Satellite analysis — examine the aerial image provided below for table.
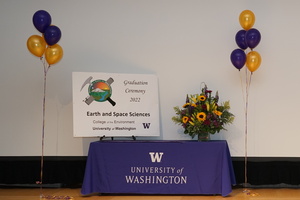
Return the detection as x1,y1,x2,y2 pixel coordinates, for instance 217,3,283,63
81,140,236,196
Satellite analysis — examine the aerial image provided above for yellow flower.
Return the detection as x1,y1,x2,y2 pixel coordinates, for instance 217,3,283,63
198,95,206,101
191,97,197,103
197,112,206,121
214,110,222,116
182,116,189,123
183,103,190,108
183,103,197,108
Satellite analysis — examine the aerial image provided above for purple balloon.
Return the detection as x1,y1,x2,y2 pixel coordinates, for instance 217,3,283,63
245,28,261,49
32,10,52,33
44,26,62,46
235,30,248,50
230,49,246,70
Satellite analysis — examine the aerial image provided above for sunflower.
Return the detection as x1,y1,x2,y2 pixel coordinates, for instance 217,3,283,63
182,116,189,123
197,112,206,121
182,103,190,108
198,95,206,101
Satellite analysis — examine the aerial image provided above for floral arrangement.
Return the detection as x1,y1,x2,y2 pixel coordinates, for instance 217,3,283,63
172,83,234,140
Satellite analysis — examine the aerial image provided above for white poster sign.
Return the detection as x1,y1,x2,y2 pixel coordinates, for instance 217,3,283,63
72,72,160,137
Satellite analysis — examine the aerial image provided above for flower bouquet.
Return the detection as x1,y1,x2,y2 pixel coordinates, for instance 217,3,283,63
172,83,234,141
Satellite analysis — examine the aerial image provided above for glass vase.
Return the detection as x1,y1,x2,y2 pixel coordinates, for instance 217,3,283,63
197,132,210,142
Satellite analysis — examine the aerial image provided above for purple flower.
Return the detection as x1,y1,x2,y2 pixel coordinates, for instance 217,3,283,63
186,94,189,103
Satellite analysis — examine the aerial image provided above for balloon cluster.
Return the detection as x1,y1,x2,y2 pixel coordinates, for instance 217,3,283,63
230,10,261,73
26,11,65,198
27,10,63,65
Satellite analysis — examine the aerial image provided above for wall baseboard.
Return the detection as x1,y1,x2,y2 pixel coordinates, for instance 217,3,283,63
0,156,86,188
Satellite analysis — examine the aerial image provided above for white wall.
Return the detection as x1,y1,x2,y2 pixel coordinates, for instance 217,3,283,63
0,0,298,157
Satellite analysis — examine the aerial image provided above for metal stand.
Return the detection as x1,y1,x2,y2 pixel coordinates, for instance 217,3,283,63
99,135,136,141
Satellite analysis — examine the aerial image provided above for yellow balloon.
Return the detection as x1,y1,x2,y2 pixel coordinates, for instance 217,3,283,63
246,51,261,72
239,10,255,30
45,44,63,65
26,35,46,57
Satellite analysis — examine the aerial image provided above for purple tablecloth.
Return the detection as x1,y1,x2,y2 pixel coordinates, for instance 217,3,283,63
81,140,236,196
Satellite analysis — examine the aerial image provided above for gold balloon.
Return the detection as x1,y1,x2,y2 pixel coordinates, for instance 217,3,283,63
27,35,46,57
246,51,261,72
239,10,255,30
45,44,63,65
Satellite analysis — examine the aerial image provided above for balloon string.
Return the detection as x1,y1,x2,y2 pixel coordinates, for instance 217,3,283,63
244,70,252,190
239,71,246,114
39,58,49,198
